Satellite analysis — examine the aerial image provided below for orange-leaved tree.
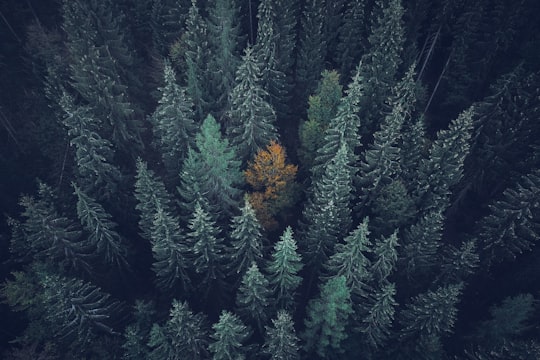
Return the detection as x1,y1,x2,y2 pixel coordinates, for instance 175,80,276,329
245,140,298,230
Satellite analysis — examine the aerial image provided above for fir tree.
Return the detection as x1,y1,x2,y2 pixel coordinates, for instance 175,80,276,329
227,46,278,161
227,197,265,277
209,310,250,360
436,240,479,284
150,207,191,293
150,0,190,56
236,262,272,333
399,115,428,193
371,230,399,285
360,281,397,349
263,310,300,360
60,93,122,201
150,62,196,179
266,226,303,311
122,300,156,360
73,183,127,268
302,275,354,358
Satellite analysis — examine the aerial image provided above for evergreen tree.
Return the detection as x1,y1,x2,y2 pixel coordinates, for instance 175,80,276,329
263,310,300,360
298,70,343,170
295,0,327,107
227,197,265,277
150,207,191,293
188,202,227,301
134,158,175,241
236,262,272,333
398,283,463,358
207,0,244,116
360,281,397,349
266,226,303,311
227,46,278,161
148,300,209,360
40,273,121,348
73,183,127,267
150,0,190,56
150,62,196,179
209,310,250,360
370,179,416,236
302,144,354,271
436,240,479,284
60,93,122,201
399,115,428,193
324,217,372,299
302,275,353,358
122,300,156,360
415,107,474,213
371,230,399,285
476,170,540,267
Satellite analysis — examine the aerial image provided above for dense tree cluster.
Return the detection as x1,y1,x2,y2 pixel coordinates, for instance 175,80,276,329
1,0,540,358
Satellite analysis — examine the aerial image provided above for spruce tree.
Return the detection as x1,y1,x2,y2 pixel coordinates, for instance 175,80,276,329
73,183,127,268
150,207,192,293
302,275,353,358
371,231,399,285
150,0,190,56
150,62,196,179
60,93,122,201
122,300,156,360
209,310,250,360
360,281,397,349
266,226,303,311
437,240,479,285
236,262,272,333
263,310,300,360
227,46,278,161
227,197,265,277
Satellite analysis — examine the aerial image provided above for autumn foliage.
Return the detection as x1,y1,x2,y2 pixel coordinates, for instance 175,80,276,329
245,141,298,230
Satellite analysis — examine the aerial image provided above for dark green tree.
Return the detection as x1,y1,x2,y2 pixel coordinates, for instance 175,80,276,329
294,0,326,107
266,226,303,311
236,262,272,333
371,230,399,285
476,170,540,267
150,207,192,293
302,275,354,358
150,0,190,56
360,281,397,349
370,179,416,236
60,93,122,201
398,283,463,358
399,115,428,193
189,202,227,301
134,158,175,241
227,197,265,277
147,300,209,360
436,240,479,284
263,310,300,360
207,0,244,116
208,310,250,360
149,62,196,179
227,46,278,161
73,183,127,268
122,300,156,360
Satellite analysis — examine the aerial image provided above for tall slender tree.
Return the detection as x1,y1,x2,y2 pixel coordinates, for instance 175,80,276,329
263,310,300,360
236,262,272,333
209,310,250,360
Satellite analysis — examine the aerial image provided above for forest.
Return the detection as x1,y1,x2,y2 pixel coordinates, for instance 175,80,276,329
1,0,540,358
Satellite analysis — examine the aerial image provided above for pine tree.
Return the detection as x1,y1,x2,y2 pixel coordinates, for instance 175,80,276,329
398,283,463,358
209,310,250,360
295,0,327,107
360,281,397,349
148,300,209,360
227,46,278,161
73,183,127,267
263,310,300,360
60,92,122,201
302,143,353,271
266,226,303,311
150,207,192,293
324,217,372,299
189,202,227,301
207,0,244,116
150,62,196,179
227,197,265,277
371,231,399,285
236,262,272,333
134,158,175,241
40,273,121,347
183,0,211,120
476,170,540,267
302,275,353,358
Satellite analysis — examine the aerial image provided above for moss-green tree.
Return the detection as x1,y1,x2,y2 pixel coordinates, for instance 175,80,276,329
263,310,300,360
236,262,272,333
209,310,250,360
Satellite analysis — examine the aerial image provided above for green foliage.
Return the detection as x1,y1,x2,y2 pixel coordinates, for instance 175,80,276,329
148,300,209,360
236,262,272,333
302,275,353,358
60,93,122,201
360,281,397,349
437,240,479,284
227,197,265,277
266,226,303,311
73,183,127,268
371,230,399,285
150,62,196,179
209,310,250,360
122,300,156,360
263,310,300,360
150,0,190,55
227,46,278,161
371,179,416,236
